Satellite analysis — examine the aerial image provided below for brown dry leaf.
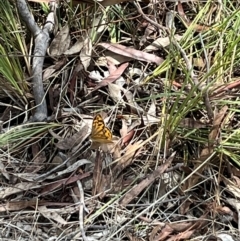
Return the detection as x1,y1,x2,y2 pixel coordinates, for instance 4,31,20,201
168,222,194,232
0,199,72,212
143,100,159,125
121,129,135,146
218,200,236,224
140,23,156,46
49,24,71,57
125,231,144,241
167,230,194,241
211,79,240,98
144,35,183,52
209,106,228,142
3,200,40,211
179,118,208,129
120,152,175,206
98,43,164,65
120,118,128,139
183,106,228,191
177,1,209,32
80,36,92,70
119,115,139,145
0,182,42,199
0,160,9,180
107,59,117,74
91,152,113,198
92,62,128,92
97,174,111,199
150,224,174,241
92,151,102,196
24,151,46,173
43,58,66,81
40,172,90,195
28,0,57,2
223,177,240,199
96,52,132,66
108,83,124,105
149,225,162,241
45,159,92,180
216,205,234,216
113,141,143,177
64,38,85,55
124,89,144,114
232,175,240,186
72,0,137,6
38,206,67,225
179,199,192,215
55,124,90,150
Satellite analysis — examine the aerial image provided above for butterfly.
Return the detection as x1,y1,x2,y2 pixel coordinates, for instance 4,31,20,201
90,114,113,143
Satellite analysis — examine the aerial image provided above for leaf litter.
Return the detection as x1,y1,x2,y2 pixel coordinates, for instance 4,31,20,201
1,1,240,241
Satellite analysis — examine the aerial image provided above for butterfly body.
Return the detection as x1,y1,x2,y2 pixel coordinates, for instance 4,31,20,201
90,114,113,143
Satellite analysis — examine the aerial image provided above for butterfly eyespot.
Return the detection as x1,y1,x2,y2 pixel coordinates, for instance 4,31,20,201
90,114,113,143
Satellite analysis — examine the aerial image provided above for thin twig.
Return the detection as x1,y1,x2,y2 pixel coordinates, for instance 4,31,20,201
134,1,169,32
199,33,214,119
77,180,89,241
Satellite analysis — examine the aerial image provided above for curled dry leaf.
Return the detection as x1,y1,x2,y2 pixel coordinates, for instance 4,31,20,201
142,100,159,125
28,0,57,2
124,89,144,114
40,172,90,195
120,118,128,138
38,206,67,225
108,83,124,105
112,141,143,178
55,124,90,150
0,160,9,180
92,62,129,92
150,224,174,241
0,182,42,199
46,159,92,180
64,38,85,55
128,67,148,84
96,54,132,66
43,58,66,81
49,24,70,57
179,118,208,129
144,34,183,52
98,43,164,65
119,152,174,206
80,36,92,70
72,0,135,7
217,234,236,241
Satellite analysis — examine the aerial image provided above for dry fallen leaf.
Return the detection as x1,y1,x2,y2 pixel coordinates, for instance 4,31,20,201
98,43,164,65
108,83,124,105
0,182,42,199
144,35,183,52
80,36,92,70
120,152,174,206
38,206,67,225
55,124,90,150
92,62,129,92
64,38,85,55
49,24,70,56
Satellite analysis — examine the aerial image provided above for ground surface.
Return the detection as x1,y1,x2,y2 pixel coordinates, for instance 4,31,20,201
1,1,240,240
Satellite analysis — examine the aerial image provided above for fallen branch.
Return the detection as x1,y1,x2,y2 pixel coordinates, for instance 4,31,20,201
16,0,56,121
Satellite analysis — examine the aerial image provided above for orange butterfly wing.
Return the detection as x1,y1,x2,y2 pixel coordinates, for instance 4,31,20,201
90,114,113,143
